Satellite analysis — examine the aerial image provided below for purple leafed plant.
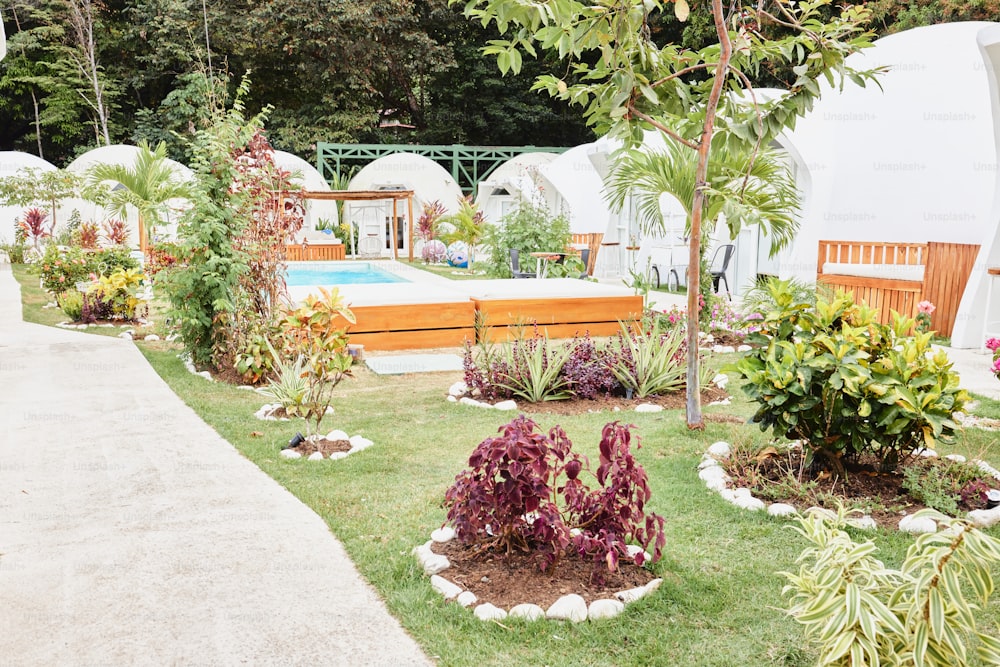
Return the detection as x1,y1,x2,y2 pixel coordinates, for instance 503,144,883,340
561,334,619,399
444,416,666,581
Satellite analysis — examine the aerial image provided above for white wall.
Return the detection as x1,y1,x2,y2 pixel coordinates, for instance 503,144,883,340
0,152,58,243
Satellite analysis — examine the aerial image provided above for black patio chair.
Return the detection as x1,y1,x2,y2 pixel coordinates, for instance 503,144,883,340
709,243,736,298
509,248,536,279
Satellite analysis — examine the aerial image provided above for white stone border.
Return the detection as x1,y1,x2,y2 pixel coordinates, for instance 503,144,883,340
701,441,1000,532
278,430,374,461
412,526,662,622
445,382,711,414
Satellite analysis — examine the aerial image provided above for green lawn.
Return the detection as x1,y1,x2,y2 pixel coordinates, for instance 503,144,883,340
14,265,1000,666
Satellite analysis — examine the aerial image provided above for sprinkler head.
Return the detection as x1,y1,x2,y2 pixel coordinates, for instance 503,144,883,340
285,432,305,450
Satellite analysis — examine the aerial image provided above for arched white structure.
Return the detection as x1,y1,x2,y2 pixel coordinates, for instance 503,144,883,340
272,150,340,244
0,152,58,243
344,153,463,258
474,152,557,224
768,22,1000,348
63,144,193,248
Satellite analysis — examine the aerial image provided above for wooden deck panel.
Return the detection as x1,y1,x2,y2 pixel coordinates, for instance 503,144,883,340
472,294,643,343
285,244,346,261
472,295,644,327
347,328,476,351
340,302,473,331
923,242,981,337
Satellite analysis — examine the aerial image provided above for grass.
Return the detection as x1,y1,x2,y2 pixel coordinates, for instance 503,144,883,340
14,264,1000,666
400,259,489,281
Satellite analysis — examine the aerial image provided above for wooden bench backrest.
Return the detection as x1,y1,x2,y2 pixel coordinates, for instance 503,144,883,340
817,240,926,273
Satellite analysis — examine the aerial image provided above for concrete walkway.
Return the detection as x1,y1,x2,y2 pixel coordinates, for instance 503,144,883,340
0,264,432,665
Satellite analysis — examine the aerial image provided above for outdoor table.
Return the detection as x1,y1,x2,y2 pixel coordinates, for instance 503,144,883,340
530,251,577,278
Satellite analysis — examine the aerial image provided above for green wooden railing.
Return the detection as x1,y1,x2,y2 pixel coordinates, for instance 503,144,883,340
315,143,568,195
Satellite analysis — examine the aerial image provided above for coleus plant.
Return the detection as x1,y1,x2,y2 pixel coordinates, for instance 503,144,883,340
444,416,665,581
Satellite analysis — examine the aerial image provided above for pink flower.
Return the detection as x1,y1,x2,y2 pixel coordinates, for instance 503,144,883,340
58,275,65,283
917,300,936,314
987,338,1000,353
993,357,1000,373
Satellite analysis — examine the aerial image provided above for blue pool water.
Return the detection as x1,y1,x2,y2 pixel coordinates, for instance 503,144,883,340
285,262,410,286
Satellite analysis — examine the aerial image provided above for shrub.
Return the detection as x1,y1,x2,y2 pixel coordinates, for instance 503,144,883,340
561,334,619,399
481,199,570,278
84,268,146,321
782,507,1000,667
444,416,665,580
75,221,100,249
20,207,51,251
493,331,573,403
101,219,129,246
35,245,92,294
732,280,968,476
57,290,84,321
607,319,687,399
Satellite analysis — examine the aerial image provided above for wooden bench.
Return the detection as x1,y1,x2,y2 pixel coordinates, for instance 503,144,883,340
285,243,345,261
817,240,980,337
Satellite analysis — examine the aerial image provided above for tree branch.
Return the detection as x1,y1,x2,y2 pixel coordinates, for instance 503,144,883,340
626,104,699,150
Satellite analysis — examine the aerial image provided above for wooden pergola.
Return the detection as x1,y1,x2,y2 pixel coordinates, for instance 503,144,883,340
300,189,416,261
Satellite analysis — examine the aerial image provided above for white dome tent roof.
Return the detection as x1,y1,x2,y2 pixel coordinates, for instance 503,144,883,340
0,152,58,242
272,150,339,243
475,152,558,224
344,153,464,258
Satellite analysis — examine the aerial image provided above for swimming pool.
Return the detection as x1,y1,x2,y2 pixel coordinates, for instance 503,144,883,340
285,261,410,286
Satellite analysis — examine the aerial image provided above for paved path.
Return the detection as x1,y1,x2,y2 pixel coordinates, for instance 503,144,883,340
0,263,432,666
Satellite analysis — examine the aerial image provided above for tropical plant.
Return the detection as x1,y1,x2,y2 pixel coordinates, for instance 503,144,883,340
100,219,128,246
916,300,936,334
57,290,84,321
493,332,574,403
436,195,489,265
259,352,311,417
75,221,100,249
35,244,92,294
20,207,51,253
275,286,356,434
86,267,146,320
86,139,193,254
782,506,1000,667
417,200,446,243
731,280,969,476
453,0,882,430
607,320,687,399
444,416,665,580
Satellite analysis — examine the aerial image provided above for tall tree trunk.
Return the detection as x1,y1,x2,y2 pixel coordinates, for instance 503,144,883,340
10,5,45,158
685,0,732,430
66,0,111,145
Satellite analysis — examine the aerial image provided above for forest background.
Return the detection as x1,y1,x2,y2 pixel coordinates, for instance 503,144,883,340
0,0,995,168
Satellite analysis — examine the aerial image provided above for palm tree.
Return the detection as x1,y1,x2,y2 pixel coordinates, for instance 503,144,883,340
606,138,801,427
86,140,193,254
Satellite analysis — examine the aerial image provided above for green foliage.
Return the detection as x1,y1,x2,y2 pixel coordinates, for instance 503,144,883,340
608,319,687,399
492,333,574,403
260,352,311,418
85,139,193,244
732,280,969,476
34,245,91,293
88,268,146,320
782,506,1000,667
276,287,356,434
57,290,84,321
0,239,29,264
482,199,571,278
0,170,81,232
436,196,489,262
160,75,261,368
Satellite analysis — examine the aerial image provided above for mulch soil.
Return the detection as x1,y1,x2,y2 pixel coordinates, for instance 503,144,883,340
726,447,996,530
432,540,658,610
518,386,730,416
287,437,352,457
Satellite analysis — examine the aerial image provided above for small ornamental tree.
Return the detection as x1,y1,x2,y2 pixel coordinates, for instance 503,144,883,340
444,416,665,580
451,0,883,429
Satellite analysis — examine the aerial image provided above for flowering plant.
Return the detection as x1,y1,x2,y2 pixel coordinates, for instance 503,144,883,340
987,337,1000,380
915,300,935,334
